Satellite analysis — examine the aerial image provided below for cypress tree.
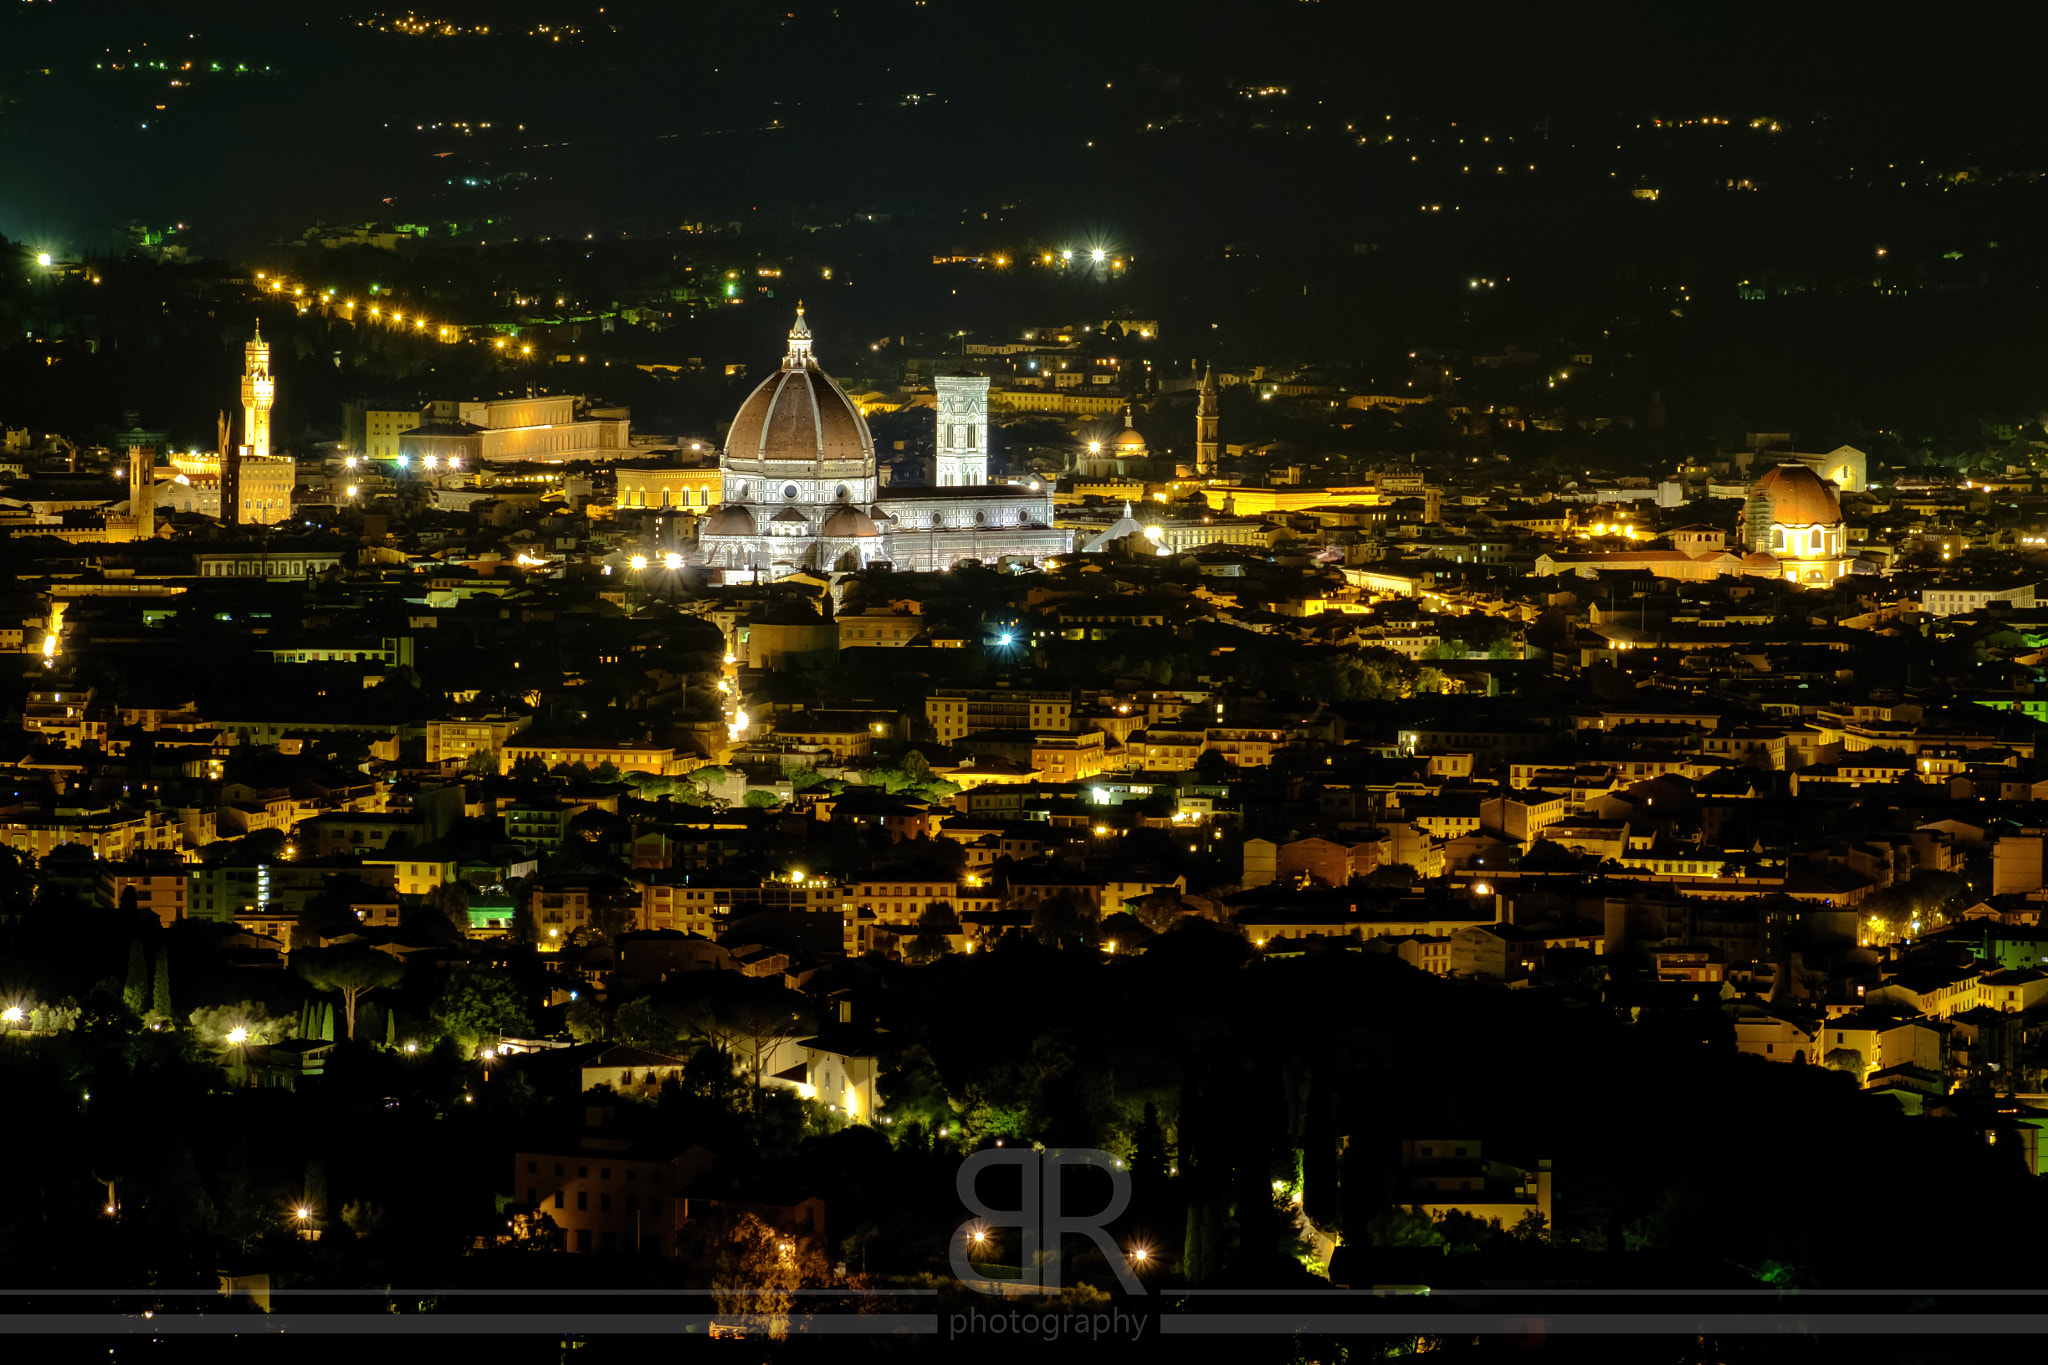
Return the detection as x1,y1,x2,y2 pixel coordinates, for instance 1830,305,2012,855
305,1159,329,1219
320,1003,335,1041
122,941,149,1016
152,951,173,1021
385,1008,397,1047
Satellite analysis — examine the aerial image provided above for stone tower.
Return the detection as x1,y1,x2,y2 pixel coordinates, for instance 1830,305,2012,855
1195,364,1219,476
241,322,274,461
934,373,990,487
128,445,154,540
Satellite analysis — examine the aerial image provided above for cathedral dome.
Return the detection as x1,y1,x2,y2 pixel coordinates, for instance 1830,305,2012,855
701,504,757,537
724,306,874,466
1111,427,1149,451
1747,463,1842,527
821,505,881,538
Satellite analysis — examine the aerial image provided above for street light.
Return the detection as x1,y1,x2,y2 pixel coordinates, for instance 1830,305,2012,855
226,1026,248,1044
1,1006,21,1024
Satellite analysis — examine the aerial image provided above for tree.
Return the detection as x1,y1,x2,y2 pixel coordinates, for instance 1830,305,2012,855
295,947,406,1040
342,1200,388,1238
743,790,782,809
565,998,607,1043
700,1210,830,1339
423,882,473,937
431,962,534,1053
188,1003,295,1046
123,939,149,1017
151,949,173,1021
615,996,676,1050
510,755,548,780
464,748,500,777
904,903,958,963
675,977,813,1106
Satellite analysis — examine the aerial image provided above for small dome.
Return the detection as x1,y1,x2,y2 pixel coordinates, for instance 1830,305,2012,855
1747,463,1843,527
701,504,757,537
821,505,881,537
1111,427,1149,450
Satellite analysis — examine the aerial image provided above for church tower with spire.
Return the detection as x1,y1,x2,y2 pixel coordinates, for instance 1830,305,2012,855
241,322,274,461
1195,365,1219,476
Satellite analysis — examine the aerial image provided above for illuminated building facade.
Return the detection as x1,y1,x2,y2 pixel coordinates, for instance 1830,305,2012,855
159,449,295,525
697,307,1068,578
934,374,990,486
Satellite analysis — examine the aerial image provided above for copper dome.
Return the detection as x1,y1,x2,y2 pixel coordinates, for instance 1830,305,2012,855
725,306,874,466
1747,463,1843,527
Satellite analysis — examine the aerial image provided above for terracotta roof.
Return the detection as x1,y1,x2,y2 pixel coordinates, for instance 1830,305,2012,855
821,505,881,537
701,504,758,536
725,331,872,466
1748,463,1843,527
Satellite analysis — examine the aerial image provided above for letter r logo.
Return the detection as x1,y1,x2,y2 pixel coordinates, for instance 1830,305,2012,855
951,1148,1142,1295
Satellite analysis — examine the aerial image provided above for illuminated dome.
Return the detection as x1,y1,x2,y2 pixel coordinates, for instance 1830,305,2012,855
1110,405,1148,450
1747,464,1842,529
821,505,881,537
1742,463,1851,581
724,305,874,467
702,505,758,537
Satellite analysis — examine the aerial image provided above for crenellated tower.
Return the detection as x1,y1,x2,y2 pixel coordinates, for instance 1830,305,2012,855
241,322,274,461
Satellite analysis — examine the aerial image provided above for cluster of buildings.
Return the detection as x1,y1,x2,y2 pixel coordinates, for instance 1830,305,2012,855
10,300,2048,1189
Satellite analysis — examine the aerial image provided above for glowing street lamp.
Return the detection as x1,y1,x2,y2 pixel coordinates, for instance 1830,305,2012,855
1,1006,22,1024
226,1026,248,1044
629,554,648,570
663,552,682,570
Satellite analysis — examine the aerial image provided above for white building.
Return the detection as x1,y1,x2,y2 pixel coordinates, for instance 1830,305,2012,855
697,308,1069,578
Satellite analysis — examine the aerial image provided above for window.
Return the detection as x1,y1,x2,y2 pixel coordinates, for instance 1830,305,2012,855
578,1166,588,1178
600,1194,612,1213
527,1187,537,1206
554,1191,565,1209
527,1161,537,1174
576,1230,591,1252
577,1192,588,1210
783,483,800,500
600,1168,612,1181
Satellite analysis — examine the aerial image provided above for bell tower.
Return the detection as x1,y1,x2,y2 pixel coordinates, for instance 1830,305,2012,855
935,373,989,487
1195,365,1219,476
241,322,274,460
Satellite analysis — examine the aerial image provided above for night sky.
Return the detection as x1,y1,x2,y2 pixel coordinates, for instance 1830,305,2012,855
5,0,2042,255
